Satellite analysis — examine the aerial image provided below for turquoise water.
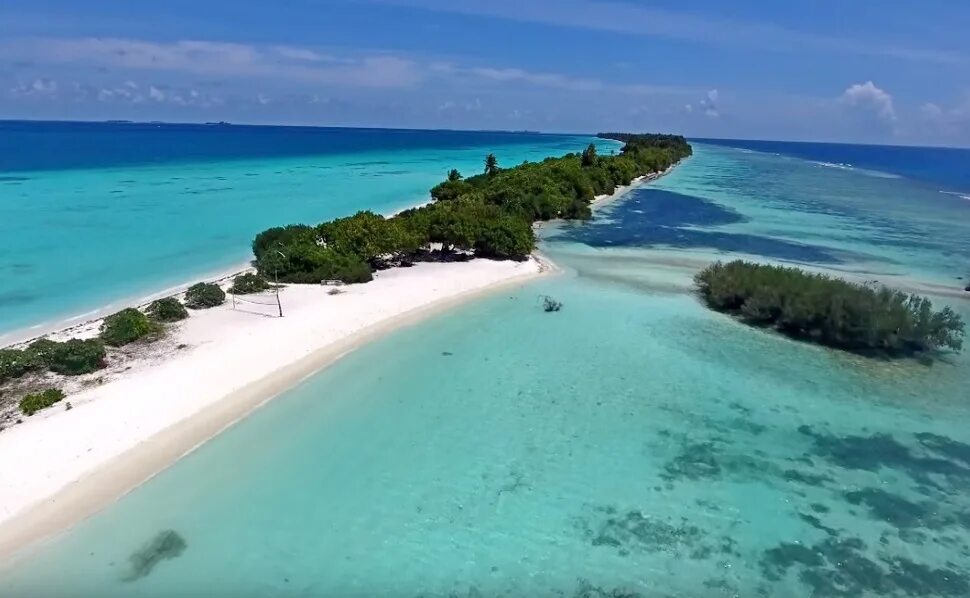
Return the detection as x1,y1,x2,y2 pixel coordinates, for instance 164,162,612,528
3,142,970,596
0,124,609,343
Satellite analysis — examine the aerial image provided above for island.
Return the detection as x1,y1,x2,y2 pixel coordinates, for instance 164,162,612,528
695,260,965,357
249,134,693,284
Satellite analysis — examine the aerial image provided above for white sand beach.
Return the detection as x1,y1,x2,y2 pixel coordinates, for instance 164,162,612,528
0,257,545,559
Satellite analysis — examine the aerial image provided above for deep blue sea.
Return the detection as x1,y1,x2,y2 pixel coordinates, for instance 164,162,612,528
696,137,970,191
0,121,608,343
2,129,970,597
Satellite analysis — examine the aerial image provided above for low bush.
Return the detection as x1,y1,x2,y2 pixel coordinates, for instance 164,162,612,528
19,388,66,416
184,282,226,309
0,348,43,383
23,338,59,366
42,338,107,375
230,273,270,294
100,308,162,346
147,297,189,322
256,247,373,284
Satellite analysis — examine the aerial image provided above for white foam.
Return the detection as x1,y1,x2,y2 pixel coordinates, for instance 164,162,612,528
940,190,970,202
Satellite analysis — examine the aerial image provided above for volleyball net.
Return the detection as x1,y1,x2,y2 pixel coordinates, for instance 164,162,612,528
230,291,283,317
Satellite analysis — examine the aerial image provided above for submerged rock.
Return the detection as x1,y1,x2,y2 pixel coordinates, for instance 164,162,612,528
121,529,187,582
541,295,563,312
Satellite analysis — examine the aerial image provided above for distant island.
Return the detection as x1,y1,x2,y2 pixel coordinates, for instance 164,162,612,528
695,260,965,357
250,133,694,284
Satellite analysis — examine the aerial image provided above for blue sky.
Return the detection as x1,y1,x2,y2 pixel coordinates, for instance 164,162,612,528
2,0,968,145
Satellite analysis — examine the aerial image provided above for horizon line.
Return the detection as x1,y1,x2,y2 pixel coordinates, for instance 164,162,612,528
1,118,968,151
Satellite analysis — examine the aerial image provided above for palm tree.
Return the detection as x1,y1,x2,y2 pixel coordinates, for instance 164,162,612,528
484,153,499,176
581,143,597,166
447,168,462,181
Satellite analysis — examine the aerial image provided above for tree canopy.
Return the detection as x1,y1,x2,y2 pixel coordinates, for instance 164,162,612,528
695,260,965,357
484,153,499,176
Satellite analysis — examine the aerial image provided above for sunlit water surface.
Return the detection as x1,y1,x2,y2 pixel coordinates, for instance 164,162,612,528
3,142,970,597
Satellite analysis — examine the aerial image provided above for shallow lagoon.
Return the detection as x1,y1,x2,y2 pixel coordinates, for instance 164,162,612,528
3,142,970,597
0,124,602,341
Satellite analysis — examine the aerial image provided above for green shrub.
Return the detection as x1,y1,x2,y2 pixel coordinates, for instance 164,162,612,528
45,338,107,375
147,297,189,322
0,348,43,383
100,308,162,346
184,282,226,309
695,260,965,356
19,388,66,415
230,273,270,294
473,215,534,260
23,338,58,365
252,225,316,261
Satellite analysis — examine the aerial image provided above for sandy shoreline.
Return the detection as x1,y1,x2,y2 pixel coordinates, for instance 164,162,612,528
591,161,680,210
0,257,548,562
0,201,434,348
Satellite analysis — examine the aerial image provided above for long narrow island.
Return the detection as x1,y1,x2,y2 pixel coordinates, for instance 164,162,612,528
0,133,692,557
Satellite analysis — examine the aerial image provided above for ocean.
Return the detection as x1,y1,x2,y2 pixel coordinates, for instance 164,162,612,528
2,136,970,596
0,121,607,344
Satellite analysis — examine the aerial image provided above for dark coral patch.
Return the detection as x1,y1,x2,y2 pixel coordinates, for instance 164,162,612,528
121,530,187,582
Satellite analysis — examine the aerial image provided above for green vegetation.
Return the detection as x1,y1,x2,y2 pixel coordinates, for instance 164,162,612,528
147,297,189,322
1,338,107,382
695,260,965,356
0,348,44,383
230,273,270,294
252,133,692,284
484,153,500,176
184,282,226,309
19,388,66,416
100,308,162,347
39,339,107,375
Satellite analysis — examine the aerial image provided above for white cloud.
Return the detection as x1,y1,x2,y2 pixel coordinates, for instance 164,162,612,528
469,66,603,91
839,81,896,121
918,94,970,140
921,102,943,119
10,78,59,97
432,61,689,96
271,46,343,63
148,85,165,101
696,88,720,118
362,0,965,64
3,37,424,89
3,36,695,105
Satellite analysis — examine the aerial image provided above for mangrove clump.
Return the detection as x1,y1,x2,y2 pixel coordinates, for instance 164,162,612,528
695,260,965,356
